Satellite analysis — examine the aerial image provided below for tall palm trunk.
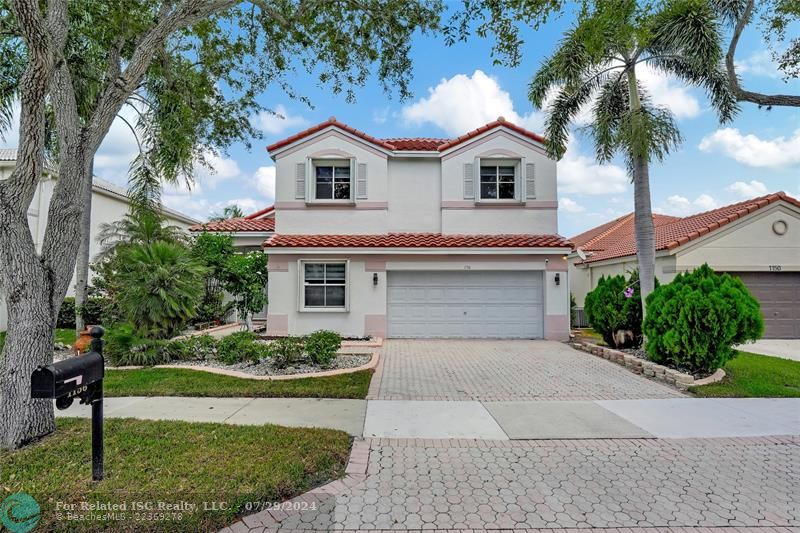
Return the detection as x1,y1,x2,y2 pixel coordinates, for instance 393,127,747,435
75,158,94,334
626,67,657,316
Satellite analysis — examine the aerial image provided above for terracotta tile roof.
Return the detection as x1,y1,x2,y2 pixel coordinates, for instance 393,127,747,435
381,138,450,151
572,192,799,264
265,117,545,154
244,205,275,219
263,233,572,249
190,217,275,233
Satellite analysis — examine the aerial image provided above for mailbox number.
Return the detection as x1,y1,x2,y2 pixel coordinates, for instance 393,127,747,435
769,265,782,271
67,385,88,398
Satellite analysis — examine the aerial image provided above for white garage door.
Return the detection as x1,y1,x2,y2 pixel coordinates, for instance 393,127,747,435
387,271,544,338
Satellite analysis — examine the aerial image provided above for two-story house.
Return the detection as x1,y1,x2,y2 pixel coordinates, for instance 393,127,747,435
263,117,572,340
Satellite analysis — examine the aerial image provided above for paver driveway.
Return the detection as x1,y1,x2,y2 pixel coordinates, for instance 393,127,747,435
372,340,682,401
231,436,800,531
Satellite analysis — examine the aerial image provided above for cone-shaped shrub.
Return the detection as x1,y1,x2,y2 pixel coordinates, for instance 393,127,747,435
643,264,764,374
584,270,646,347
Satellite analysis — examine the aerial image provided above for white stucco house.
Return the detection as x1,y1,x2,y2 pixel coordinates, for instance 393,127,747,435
261,117,572,340
189,205,275,249
568,192,800,339
0,149,200,331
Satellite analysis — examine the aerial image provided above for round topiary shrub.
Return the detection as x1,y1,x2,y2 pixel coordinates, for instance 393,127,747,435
305,330,342,367
583,270,646,348
643,264,764,374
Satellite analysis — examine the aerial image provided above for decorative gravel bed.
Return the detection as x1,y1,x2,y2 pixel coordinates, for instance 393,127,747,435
619,347,648,360
168,353,372,376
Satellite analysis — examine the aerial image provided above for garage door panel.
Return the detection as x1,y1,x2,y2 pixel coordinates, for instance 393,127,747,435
387,271,544,338
731,272,800,339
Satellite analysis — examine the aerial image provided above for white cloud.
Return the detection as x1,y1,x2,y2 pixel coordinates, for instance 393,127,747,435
401,70,544,136
727,180,768,198
699,128,800,168
372,107,390,125
735,50,782,80
253,166,276,201
194,151,242,188
252,104,309,135
558,136,629,195
659,193,718,216
559,197,585,213
636,63,701,119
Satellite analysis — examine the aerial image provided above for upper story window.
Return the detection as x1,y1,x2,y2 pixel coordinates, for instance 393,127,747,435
479,162,516,200
313,159,351,201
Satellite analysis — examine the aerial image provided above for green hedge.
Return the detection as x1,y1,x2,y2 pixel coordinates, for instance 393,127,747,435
643,264,764,374
584,270,647,347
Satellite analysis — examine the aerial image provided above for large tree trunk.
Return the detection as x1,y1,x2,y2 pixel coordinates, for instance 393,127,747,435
75,158,94,334
626,67,657,315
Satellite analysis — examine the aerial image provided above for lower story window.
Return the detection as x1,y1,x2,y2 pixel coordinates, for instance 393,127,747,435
303,262,347,309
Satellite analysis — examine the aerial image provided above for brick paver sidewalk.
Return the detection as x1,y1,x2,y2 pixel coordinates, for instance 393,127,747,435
374,340,682,401
226,436,799,532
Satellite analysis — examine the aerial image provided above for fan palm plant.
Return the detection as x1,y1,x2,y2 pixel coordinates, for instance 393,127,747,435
115,241,207,339
95,208,188,262
530,0,738,314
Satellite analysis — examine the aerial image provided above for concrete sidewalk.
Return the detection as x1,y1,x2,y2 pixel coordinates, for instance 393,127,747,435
740,339,800,361
57,396,800,439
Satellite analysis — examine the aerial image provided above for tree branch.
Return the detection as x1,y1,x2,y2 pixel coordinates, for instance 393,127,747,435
725,0,800,107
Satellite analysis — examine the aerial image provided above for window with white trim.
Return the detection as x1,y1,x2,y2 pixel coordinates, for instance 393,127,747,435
303,262,347,309
479,162,516,200
313,159,351,201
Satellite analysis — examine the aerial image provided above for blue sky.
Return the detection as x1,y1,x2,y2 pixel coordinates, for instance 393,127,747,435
5,6,800,237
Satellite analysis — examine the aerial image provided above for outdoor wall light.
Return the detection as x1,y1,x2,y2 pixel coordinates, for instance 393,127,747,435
554,273,561,286
373,273,379,286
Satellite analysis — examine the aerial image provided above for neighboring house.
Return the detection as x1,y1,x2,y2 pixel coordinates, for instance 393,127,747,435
0,149,200,331
188,205,275,250
261,117,572,340
568,192,800,339
189,206,275,322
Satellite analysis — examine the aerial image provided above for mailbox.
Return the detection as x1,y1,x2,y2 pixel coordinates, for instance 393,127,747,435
31,351,104,404
31,326,105,480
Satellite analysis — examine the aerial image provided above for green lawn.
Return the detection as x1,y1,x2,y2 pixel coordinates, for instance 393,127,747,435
105,367,373,399
690,351,800,398
0,417,350,532
0,328,76,351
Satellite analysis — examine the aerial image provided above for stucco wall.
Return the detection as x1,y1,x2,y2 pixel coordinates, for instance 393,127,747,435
271,127,560,237
569,255,676,307
267,253,570,340
676,204,800,272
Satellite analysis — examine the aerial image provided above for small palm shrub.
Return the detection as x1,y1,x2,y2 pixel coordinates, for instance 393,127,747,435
584,270,647,347
115,241,207,339
305,330,342,367
105,323,167,366
162,334,218,362
643,264,764,374
217,331,270,365
269,336,306,369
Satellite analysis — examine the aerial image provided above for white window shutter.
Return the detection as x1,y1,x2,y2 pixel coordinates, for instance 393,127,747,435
295,162,306,200
463,162,474,199
517,158,526,201
356,163,368,199
525,163,536,199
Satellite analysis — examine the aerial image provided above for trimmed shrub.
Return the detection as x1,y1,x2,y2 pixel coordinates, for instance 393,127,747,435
161,334,218,362
305,330,342,367
269,336,306,369
217,331,269,365
57,297,76,329
643,264,764,374
105,323,167,367
78,296,107,326
584,270,647,347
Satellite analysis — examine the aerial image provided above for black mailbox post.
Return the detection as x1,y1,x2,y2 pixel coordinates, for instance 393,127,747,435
31,326,105,480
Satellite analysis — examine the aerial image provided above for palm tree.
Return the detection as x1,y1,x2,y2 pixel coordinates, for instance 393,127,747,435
209,204,244,221
95,208,187,262
530,0,737,314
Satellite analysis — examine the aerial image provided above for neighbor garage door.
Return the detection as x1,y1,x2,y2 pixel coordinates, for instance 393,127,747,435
387,271,544,338
731,272,800,339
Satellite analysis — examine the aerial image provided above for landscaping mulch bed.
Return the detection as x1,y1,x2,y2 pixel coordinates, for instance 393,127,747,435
168,353,372,376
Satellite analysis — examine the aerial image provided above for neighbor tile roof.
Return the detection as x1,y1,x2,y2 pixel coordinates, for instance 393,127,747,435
263,233,572,249
572,192,799,264
266,117,545,154
190,206,275,233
